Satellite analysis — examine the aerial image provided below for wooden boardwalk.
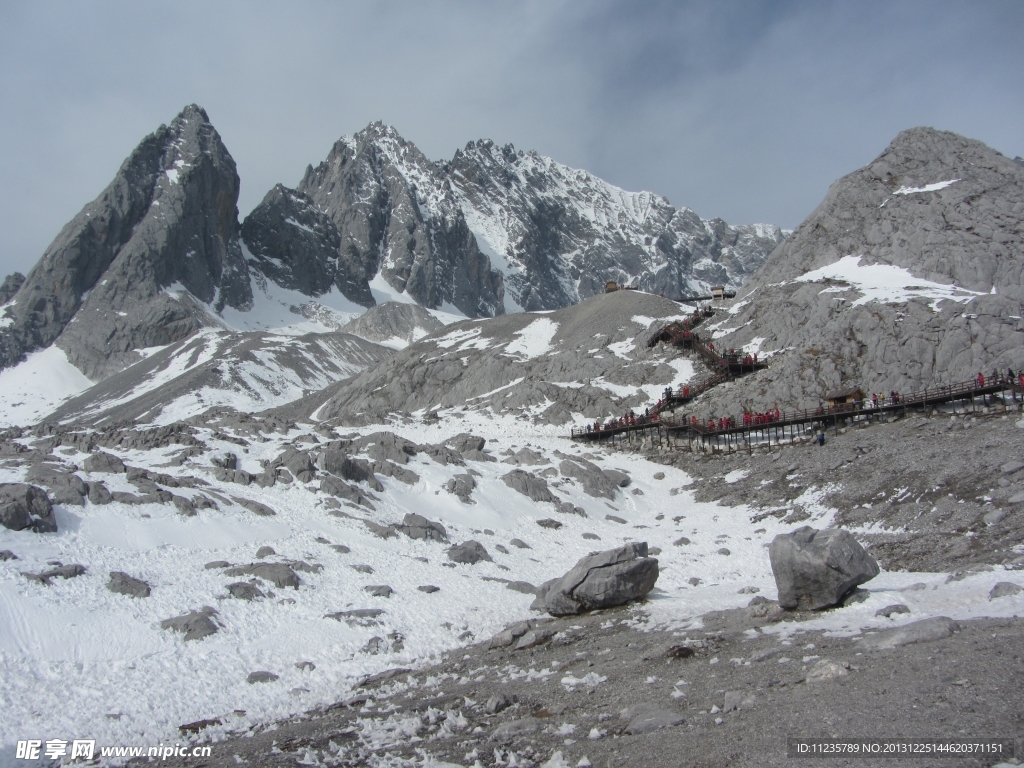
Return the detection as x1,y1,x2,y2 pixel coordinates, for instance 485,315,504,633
571,374,1024,452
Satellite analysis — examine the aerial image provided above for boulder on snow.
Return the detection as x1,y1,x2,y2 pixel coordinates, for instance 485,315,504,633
447,540,492,564
83,451,127,473
0,483,56,532
396,513,448,542
501,469,555,503
445,433,486,454
223,562,301,589
531,542,659,616
769,526,879,610
443,473,476,503
107,571,151,598
161,607,219,641
557,458,619,499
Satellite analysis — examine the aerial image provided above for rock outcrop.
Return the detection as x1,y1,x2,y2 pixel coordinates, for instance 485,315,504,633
241,184,373,307
531,542,659,616
0,483,56,532
769,526,879,610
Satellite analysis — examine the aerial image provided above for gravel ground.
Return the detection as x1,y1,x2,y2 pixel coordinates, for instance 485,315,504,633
140,607,1024,768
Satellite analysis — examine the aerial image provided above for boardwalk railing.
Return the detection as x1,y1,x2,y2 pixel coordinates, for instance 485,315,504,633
570,373,1024,442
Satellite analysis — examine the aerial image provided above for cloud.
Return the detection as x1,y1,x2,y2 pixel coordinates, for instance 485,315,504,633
0,0,1021,277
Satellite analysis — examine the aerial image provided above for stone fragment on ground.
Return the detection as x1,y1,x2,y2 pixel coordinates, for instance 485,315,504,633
876,603,911,617
107,571,151,598
989,582,1022,599
769,526,879,610
365,584,393,597
226,582,265,600
161,607,219,641
25,563,87,584
858,616,960,651
247,671,279,684
223,563,300,589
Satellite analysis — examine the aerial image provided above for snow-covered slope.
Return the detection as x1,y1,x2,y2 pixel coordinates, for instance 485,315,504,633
46,329,394,427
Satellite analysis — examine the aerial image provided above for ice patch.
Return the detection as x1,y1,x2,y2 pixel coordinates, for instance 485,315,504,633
893,179,959,195
794,256,982,310
504,318,558,360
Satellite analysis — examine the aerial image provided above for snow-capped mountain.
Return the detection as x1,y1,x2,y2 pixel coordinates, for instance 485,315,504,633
0,106,783,391
289,122,786,315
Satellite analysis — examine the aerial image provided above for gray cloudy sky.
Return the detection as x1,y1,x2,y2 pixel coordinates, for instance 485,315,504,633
1,0,1022,277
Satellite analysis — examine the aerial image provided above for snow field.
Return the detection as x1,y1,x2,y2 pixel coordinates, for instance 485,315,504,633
0,408,1021,762
0,347,94,428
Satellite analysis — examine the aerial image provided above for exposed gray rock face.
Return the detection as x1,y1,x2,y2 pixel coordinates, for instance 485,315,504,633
701,127,1024,415
160,607,219,641
25,465,86,506
447,540,492,564
769,526,880,610
501,469,555,503
247,671,279,684
241,184,373,307
445,433,486,454
558,458,619,500
298,123,505,317
0,483,56,532
226,581,265,601
0,105,253,380
531,542,659,616
48,329,392,428
0,272,24,305
340,302,444,345
107,571,151,598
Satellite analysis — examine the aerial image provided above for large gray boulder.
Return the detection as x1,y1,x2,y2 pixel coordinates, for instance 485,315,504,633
161,607,219,641
531,542,659,616
0,484,56,532
769,526,879,610
558,458,620,500
107,571,151,598
395,513,448,542
83,452,126,474
447,540,492,564
501,469,555,503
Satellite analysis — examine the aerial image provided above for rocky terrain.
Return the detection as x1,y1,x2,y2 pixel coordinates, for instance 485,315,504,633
1,119,1023,767
696,127,1024,415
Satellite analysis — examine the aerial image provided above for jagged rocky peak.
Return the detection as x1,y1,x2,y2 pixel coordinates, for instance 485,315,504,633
298,123,505,318
445,133,785,310
241,184,373,307
0,104,252,380
296,122,784,316
699,126,1024,415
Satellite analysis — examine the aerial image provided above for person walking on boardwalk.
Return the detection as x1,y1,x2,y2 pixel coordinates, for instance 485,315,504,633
977,371,985,387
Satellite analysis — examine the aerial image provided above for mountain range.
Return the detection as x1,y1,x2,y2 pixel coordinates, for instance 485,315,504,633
0,105,785,386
